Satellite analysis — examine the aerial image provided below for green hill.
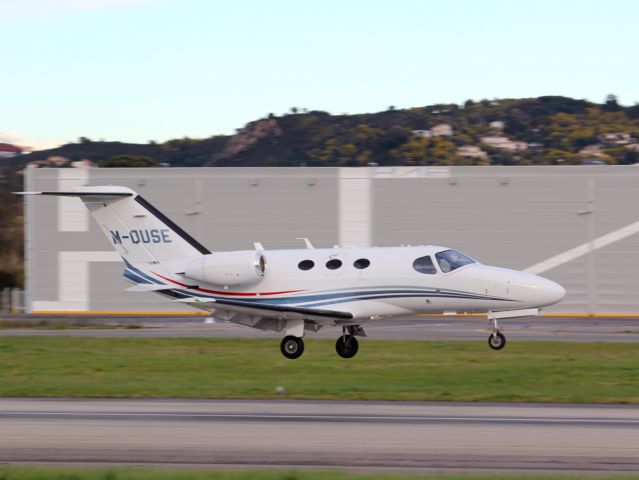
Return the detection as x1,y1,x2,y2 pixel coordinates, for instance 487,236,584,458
21,95,639,168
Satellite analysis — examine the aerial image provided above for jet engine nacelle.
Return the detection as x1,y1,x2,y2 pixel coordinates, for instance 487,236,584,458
184,251,266,287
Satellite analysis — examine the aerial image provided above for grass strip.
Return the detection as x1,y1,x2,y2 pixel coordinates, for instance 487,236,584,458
0,319,143,330
0,337,638,402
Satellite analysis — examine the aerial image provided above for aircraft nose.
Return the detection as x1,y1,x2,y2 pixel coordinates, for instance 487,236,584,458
534,276,566,306
505,270,566,307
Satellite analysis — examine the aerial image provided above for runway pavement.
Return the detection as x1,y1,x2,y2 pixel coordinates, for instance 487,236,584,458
0,399,638,473
2,315,639,342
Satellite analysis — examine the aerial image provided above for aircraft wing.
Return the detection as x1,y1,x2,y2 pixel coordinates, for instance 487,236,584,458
177,296,353,330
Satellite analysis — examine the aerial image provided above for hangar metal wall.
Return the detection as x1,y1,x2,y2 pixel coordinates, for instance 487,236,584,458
25,166,639,314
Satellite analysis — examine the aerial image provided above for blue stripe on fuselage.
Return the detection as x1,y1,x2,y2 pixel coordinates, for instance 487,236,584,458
122,259,164,285
160,287,518,308
123,269,151,284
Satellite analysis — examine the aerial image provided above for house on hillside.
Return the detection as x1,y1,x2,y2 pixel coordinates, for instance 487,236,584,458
0,143,23,158
430,123,453,136
457,145,488,161
47,156,70,167
71,159,95,168
599,132,634,145
480,136,528,152
411,130,432,138
578,145,607,158
489,121,505,132
26,156,72,169
411,124,453,138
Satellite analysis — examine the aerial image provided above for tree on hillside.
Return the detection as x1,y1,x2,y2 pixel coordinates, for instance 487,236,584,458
604,94,620,112
101,155,158,168
391,136,429,164
0,180,23,289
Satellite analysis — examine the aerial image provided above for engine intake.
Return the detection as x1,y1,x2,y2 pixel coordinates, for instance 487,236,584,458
184,251,265,288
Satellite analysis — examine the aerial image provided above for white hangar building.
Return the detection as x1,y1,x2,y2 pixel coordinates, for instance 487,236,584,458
24,165,639,315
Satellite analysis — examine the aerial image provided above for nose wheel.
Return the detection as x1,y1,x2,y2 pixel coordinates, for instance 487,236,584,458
488,318,506,350
488,331,506,350
280,335,304,359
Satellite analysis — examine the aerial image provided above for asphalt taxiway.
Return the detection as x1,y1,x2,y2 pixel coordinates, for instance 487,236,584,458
2,315,639,342
0,399,637,473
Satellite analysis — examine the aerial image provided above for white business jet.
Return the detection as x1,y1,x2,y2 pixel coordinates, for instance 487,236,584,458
23,186,566,359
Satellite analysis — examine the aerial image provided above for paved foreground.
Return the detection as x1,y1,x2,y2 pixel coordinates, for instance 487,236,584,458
0,399,638,473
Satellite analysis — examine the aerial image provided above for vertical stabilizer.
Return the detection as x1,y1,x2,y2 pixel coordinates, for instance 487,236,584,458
22,186,209,263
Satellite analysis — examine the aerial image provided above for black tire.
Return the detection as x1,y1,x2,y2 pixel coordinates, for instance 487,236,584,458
335,335,359,358
488,331,506,350
280,336,304,359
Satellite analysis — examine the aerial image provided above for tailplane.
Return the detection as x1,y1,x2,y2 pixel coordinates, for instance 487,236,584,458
20,186,209,263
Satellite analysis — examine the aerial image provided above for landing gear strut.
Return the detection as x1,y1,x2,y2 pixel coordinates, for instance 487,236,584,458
335,326,360,359
488,318,506,350
280,335,304,359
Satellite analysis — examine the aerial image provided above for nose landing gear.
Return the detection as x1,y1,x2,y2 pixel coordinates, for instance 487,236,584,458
488,318,506,350
488,331,506,350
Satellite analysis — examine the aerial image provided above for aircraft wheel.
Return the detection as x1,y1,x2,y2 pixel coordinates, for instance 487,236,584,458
335,335,359,358
280,335,304,359
488,331,506,350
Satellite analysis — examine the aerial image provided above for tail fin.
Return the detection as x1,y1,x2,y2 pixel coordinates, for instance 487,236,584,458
20,186,210,263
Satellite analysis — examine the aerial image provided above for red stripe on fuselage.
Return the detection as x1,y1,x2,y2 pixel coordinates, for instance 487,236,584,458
152,272,304,297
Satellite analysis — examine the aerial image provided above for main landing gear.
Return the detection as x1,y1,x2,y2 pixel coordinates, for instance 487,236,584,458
335,325,365,359
488,317,506,350
280,335,304,359
336,333,358,359
279,325,365,359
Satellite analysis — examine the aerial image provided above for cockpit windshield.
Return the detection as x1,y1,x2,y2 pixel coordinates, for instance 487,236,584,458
435,249,476,273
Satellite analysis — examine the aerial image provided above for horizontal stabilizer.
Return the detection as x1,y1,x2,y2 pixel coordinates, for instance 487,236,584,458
16,187,134,198
18,191,132,198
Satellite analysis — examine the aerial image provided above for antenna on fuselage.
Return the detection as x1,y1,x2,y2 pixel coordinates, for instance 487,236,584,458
253,242,264,251
295,237,315,249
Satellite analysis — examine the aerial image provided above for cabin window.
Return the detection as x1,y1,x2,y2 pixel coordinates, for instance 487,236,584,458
435,249,475,273
412,256,436,274
353,258,370,269
326,259,342,270
298,260,315,271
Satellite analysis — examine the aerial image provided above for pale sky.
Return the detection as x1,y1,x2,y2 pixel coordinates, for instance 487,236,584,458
2,0,638,149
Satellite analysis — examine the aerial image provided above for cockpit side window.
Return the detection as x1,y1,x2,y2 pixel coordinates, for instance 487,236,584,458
435,249,475,273
412,255,437,274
